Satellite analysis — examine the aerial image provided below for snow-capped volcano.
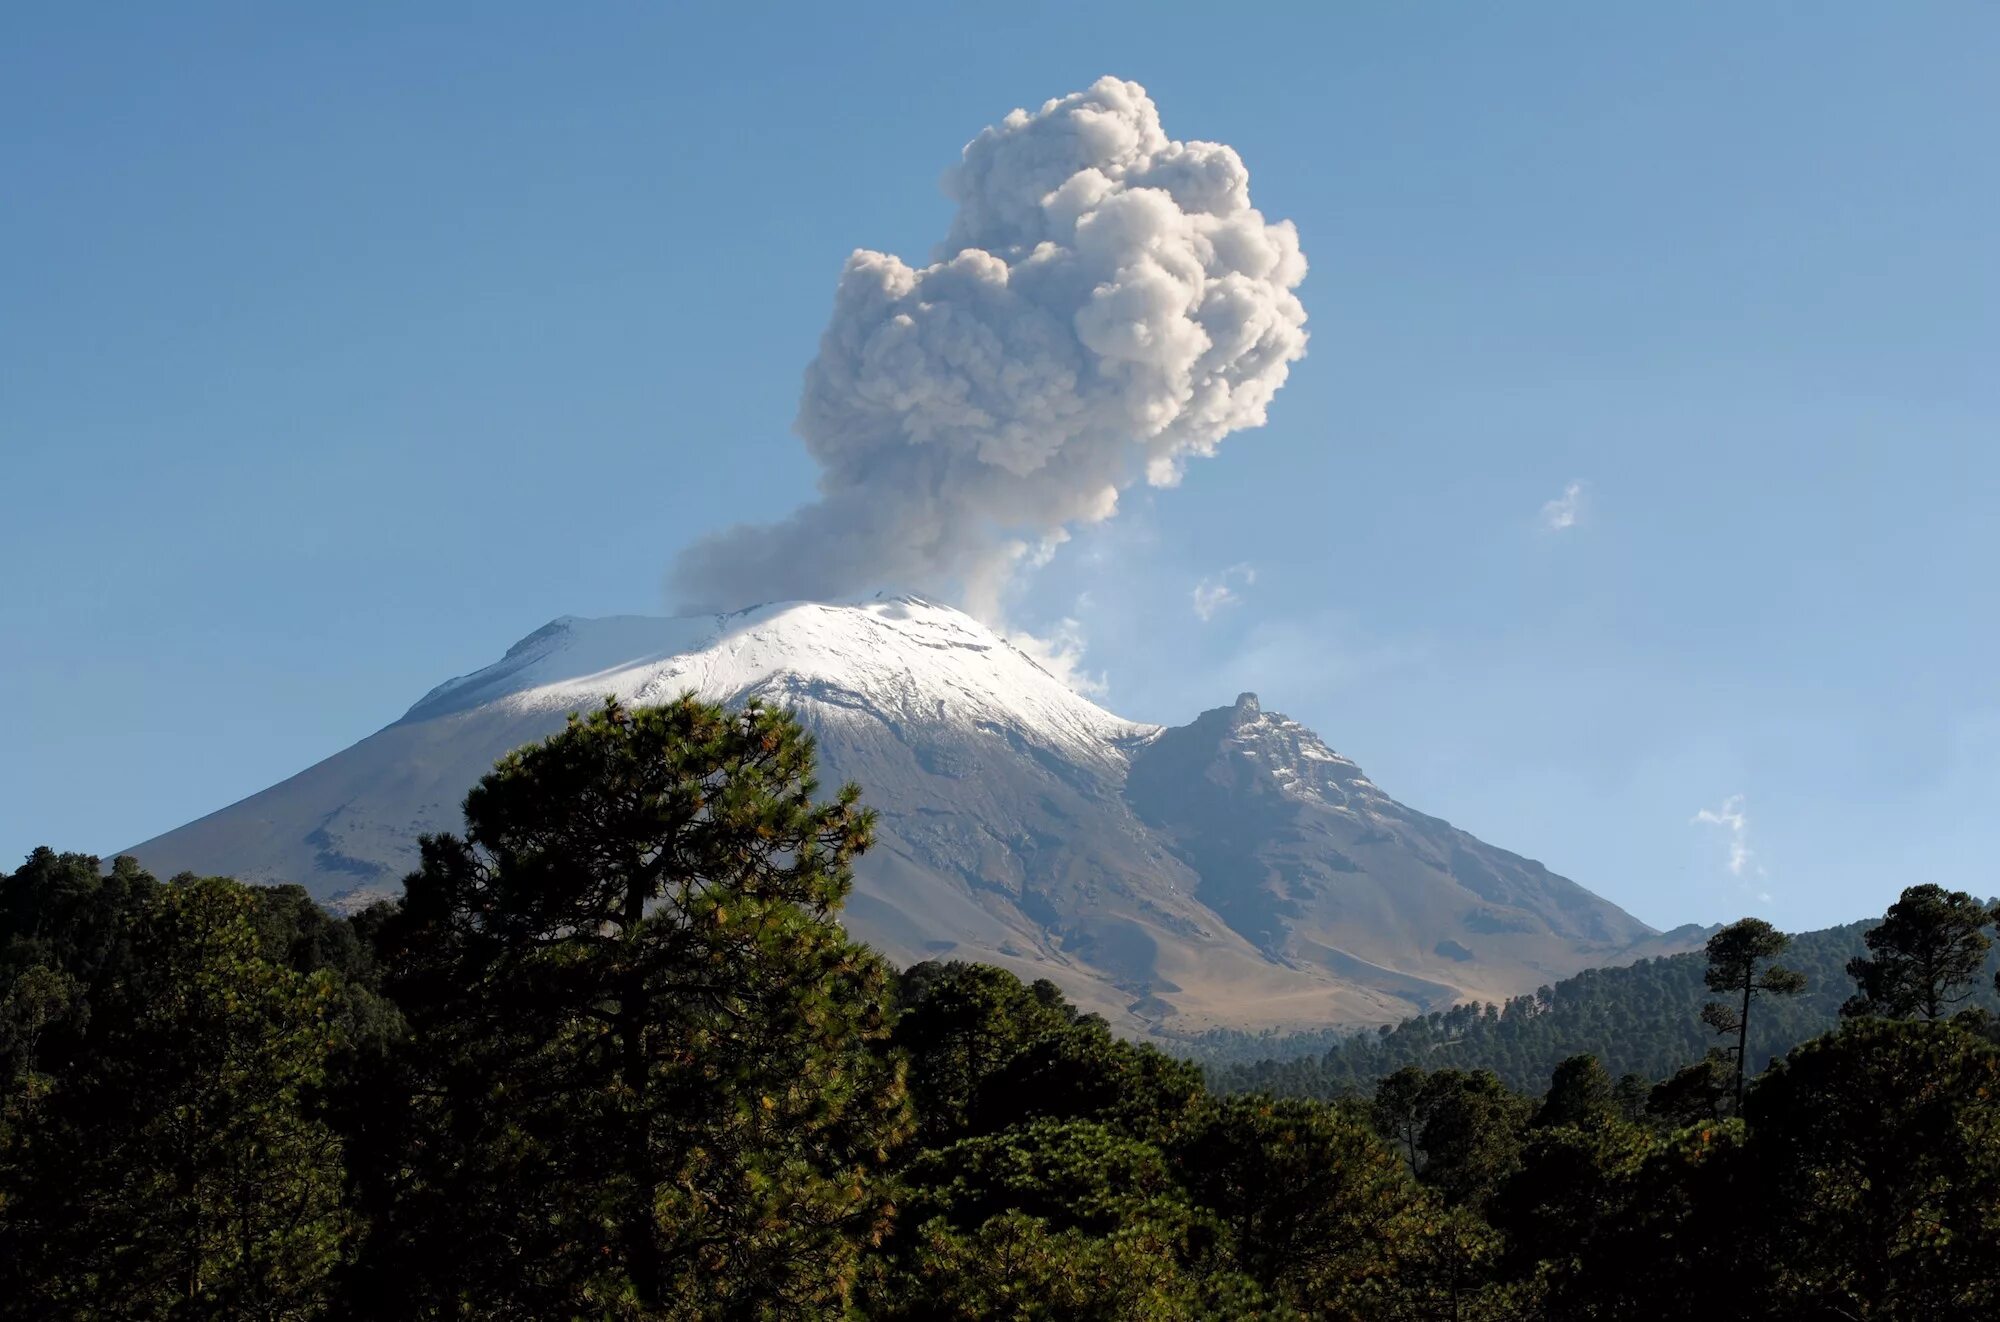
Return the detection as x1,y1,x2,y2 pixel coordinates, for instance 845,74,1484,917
128,596,1676,1036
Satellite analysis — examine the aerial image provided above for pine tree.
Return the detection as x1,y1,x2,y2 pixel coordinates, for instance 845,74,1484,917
1370,1064,1431,1176
1700,918,1807,1113
1174,1095,1429,1313
1746,1019,2000,1317
370,696,910,1318
1413,1069,1530,1211
863,1117,1266,1318
2,875,352,1319
1647,1054,1731,1127
1842,884,1999,1022
1531,1053,1616,1130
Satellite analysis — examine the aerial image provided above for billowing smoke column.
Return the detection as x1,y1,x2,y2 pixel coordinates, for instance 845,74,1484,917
671,76,1309,617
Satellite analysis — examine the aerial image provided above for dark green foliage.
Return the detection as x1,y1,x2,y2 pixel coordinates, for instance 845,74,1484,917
894,961,1065,1134
1701,918,1808,1111
1171,1023,1356,1071
875,894,2000,1319
1489,1107,1657,1300
1175,1096,1410,1305
1842,883,1999,1022
0,847,157,984
1409,1069,1530,1210
363,696,909,1318
1645,1054,1729,1126
1370,1064,1429,1175
867,1118,1261,1319
1609,1071,1649,1122
1745,1019,2000,1318
0,849,162,1122
1,863,366,1319
902,1117,1195,1241
870,963,1286,1315
7,725,2000,1320
1552,1120,1762,1319
863,1207,1258,1320
877,960,1500,1319
1209,918,2000,1099
1363,1204,1515,1322
1530,1054,1616,1130
893,961,1206,1151
1364,1065,1533,1211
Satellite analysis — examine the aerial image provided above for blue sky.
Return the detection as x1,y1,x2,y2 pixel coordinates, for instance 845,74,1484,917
4,4,1994,932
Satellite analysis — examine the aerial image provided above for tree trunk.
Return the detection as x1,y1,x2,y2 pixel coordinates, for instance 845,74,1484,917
619,874,662,1307
1734,977,1753,1113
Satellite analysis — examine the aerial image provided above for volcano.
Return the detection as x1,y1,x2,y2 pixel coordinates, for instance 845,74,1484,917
128,595,1678,1036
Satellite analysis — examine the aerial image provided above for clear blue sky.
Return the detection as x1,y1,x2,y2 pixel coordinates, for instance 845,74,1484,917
4,4,1994,932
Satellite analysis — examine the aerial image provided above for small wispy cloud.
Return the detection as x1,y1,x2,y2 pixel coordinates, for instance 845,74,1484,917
1192,582,1236,620
1009,610,1107,696
1193,564,1257,621
1540,480,1587,532
1692,793,1757,880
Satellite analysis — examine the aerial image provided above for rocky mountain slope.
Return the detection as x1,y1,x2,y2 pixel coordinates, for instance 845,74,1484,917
128,596,1676,1036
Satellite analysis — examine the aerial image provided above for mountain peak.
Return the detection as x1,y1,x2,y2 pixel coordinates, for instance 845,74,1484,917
127,595,1674,1036
400,597,1154,769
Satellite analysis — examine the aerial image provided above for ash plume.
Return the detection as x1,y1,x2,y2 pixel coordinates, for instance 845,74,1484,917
671,76,1309,618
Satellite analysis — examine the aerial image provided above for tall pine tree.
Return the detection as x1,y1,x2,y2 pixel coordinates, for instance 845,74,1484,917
1842,884,1999,1022
1700,918,1807,1112
369,696,910,1319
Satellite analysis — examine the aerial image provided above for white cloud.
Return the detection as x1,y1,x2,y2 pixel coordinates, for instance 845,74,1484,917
1192,582,1236,620
1540,480,1587,531
1193,564,1257,621
1009,615,1107,695
1692,793,1757,878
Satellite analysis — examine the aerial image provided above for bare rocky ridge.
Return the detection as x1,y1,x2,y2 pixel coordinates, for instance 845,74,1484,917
127,596,1683,1038
1125,693,1663,1015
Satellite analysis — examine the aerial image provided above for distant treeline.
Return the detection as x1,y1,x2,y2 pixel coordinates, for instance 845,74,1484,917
5,695,1998,1319
1206,919,2000,1098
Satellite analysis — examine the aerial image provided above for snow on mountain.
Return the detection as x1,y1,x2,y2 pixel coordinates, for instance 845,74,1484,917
402,595,1152,770
126,596,1679,1037
1211,692,1393,812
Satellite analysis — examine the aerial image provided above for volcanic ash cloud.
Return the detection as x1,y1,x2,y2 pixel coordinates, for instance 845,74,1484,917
671,76,1309,617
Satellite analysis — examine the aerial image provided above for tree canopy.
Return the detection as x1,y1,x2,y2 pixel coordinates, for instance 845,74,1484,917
364,696,909,1318
1842,884,1999,1022
4,701,1999,1319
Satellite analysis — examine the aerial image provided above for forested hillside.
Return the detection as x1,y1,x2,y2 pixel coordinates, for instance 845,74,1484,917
1209,917,2000,1097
